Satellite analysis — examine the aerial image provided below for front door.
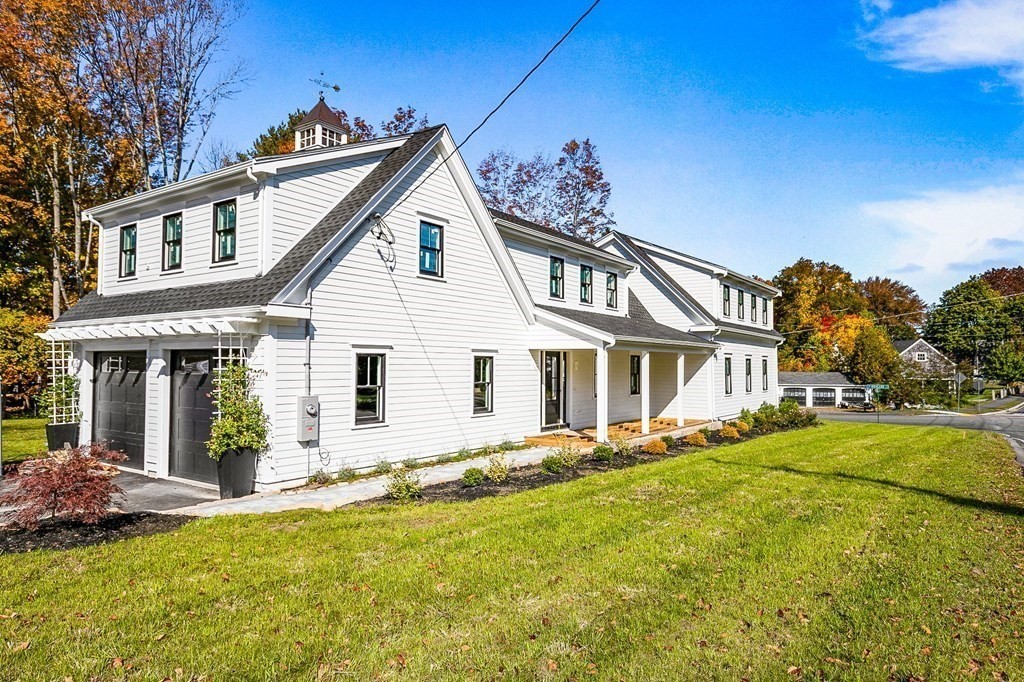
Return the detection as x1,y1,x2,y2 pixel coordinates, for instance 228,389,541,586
543,351,566,429
170,351,218,484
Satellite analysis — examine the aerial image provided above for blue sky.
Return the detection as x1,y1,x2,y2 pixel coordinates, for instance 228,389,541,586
205,0,1024,302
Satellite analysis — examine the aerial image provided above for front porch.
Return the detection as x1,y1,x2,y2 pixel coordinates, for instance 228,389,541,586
525,417,711,447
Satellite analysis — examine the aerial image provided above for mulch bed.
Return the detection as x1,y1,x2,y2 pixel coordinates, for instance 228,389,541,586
365,425,806,507
0,512,193,555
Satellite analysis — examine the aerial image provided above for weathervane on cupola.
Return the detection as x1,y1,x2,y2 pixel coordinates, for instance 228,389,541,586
294,81,347,151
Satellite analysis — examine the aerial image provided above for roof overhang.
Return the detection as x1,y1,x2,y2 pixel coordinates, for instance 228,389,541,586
533,308,719,351
496,220,636,271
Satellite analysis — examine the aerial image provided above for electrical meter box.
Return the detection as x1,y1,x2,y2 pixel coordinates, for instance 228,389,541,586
297,396,320,442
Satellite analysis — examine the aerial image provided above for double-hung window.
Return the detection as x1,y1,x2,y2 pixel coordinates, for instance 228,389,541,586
738,290,745,320
606,272,618,308
419,221,443,276
762,358,769,391
579,264,593,304
629,355,641,395
162,213,183,271
473,356,493,414
745,357,752,393
724,357,733,395
722,285,731,317
119,225,137,278
549,257,564,299
355,354,386,425
751,294,757,323
214,200,236,262
762,297,768,325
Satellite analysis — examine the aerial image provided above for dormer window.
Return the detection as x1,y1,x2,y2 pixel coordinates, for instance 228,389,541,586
580,264,593,304
762,297,768,325
606,272,618,309
751,294,757,322
723,285,731,317
737,290,745,320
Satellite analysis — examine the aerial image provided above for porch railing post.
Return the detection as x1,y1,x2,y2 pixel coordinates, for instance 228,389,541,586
640,351,651,434
596,345,609,443
677,352,686,427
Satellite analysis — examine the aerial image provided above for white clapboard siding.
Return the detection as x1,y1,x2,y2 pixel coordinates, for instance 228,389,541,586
681,352,713,420
266,148,539,485
504,237,626,316
644,249,719,315
269,155,384,265
714,334,779,419
100,184,261,298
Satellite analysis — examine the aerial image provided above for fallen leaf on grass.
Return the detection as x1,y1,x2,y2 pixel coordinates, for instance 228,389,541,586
9,641,29,653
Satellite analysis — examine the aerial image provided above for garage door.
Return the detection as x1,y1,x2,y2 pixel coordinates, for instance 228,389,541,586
170,351,218,484
812,388,836,407
93,352,147,469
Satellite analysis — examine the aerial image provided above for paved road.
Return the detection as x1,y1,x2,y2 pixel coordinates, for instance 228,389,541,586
821,406,1024,446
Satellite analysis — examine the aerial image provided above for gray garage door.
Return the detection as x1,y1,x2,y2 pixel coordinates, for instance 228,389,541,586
93,352,147,469
812,388,836,407
170,351,218,484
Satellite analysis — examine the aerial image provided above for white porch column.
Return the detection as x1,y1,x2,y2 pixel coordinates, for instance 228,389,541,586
676,352,686,427
596,345,609,443
640,350,651,434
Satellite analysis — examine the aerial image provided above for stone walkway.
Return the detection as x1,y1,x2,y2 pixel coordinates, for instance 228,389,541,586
172,446,552,517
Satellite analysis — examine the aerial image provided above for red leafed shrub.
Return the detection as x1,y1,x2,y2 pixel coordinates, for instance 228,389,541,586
0,443,128,530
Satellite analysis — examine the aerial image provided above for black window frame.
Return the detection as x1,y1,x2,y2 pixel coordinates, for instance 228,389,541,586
549,256,564,299
762,358,769,391
119,224,137,278
419,221,444,277
738,290,745,320
722,285,731,317
745,357,752,393
762,297,768,326
724,357,733,395
355,353,386,425
473,355,494,415
751,294,757,323
579,264,593,304
606,272,618,308
213,200,237,263
629,354,641,395
162,212,183,271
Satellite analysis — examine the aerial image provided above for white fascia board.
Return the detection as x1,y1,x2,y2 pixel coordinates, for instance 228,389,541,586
50,306,264,329
263,303,312,320
252,138,405,175
272,127,447,306
614,336,719,351
534,308,613,345
496,221,636,272
631,237,780,297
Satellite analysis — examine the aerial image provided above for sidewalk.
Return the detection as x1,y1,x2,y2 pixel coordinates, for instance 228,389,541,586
172,445,552,517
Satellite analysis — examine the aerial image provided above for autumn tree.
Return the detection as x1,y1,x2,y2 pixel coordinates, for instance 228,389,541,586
477,148,556,227
844,325,899,385
857,276,925,340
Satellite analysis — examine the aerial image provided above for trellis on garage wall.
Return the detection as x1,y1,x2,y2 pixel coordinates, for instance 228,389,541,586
213,331,251,419
47,340,80,425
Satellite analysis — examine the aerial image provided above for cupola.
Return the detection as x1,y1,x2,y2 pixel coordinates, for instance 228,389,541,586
294,96,348,151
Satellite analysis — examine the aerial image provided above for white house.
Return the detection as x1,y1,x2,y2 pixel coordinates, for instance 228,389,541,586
44,99,783,491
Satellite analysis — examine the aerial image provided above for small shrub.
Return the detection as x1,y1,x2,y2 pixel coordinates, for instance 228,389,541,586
612,435,635,458
683,432,708,447
720,425,741,439
753,403,781,433
734,419,751,433
0,443,128,530
592,444,615,462
477,443,496,456
484,453,510,483
402,457,419,470
308,470,331,486
699,427,713,439
335,467,357,482
660,434,676,448
642,439,668,455
434,452,456,464
457,448,473,460
554,438,582,468
541,455,564,474
738,408,755,428
385,468,422,501
462,467,485,487
373,459,393,475
779,399,813,428
498,439,517,452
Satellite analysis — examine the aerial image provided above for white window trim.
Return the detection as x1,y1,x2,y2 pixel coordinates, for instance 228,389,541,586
352,348,389,428
472,354,495,417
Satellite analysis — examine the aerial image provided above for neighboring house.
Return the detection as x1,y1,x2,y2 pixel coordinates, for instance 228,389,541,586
43,98,783,491
777,372,870,408
893,338,955,379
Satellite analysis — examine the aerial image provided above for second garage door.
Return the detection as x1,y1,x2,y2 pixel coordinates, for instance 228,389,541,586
170,351,218,484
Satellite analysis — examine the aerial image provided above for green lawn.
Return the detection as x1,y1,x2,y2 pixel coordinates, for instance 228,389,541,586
0,417,46,465
2,422,1024,680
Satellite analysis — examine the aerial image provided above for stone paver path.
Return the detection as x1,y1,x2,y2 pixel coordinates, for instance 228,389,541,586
173,446,552,517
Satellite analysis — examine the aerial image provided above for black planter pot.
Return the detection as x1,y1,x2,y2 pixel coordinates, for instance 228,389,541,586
45,423,80,451
216,448,257,499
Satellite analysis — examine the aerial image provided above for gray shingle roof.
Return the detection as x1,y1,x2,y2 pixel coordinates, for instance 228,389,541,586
778,371,854,387
56,126,443,325
537,296,716,347
893,339,917,353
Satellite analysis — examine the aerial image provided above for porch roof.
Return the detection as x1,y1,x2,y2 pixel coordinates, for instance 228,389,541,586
536,297,718,349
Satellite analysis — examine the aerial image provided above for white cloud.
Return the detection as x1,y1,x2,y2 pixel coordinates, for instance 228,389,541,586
863,0,1024,92
860,0,893,22
861,181,1024,296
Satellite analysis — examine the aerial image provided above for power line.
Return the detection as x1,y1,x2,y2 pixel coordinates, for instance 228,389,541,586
378,0,603,221
780,290,1024,337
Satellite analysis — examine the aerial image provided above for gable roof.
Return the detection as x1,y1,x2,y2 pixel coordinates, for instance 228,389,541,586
778,371,855,387
537,296,716,348
489,208,630,267
298,97,345,130
893,339,916,353
56,126,443,325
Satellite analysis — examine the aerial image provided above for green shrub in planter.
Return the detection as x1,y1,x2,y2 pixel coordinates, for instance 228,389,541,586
541,455,564,474
462,467,485,487
385,468,422,501
207,363,269,499
592,444,615,462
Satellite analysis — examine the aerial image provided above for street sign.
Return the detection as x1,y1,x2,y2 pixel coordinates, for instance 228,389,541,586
973,379,986,393
866,384,889,390
954,372,967,386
